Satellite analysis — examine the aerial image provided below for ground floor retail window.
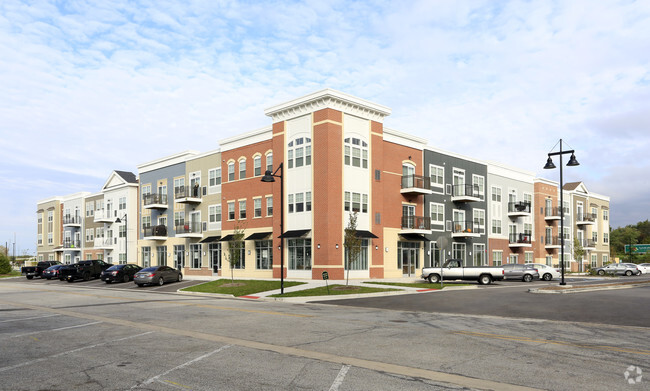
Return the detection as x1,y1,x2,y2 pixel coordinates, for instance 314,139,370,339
157,246,167,266
452,242,466,264
119,253,127,264
226,242,245,269
493,250,502,266
591,254,597,268
288,239,311,270
209,243,221,272
142,247,151,267
398,241,420,275
174,245,185,269
190,244,201,269
429,242,442,268
255,240,273,270
344,239,368,270
473,244,486,266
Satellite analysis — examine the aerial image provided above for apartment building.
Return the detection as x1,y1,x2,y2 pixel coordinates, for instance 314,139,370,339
36,89,611,279
36,197,63,262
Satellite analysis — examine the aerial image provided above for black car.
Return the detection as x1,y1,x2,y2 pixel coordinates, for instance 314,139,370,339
100,264,142,284
42,264,65,280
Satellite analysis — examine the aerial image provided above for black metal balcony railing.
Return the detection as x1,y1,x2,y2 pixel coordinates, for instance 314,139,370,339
175,185,202,199
577,213,597,223
545,236,561,246
452,184,482,198
401,215,431,230
143,193,168,206
581,239,597,248
175,221,202,234
545,206,561,218
143,225,167,237
401,175,431,190
453,220,481,234
508,201,531,214
62,239,81,248
62,215,81,225
509,233,532,244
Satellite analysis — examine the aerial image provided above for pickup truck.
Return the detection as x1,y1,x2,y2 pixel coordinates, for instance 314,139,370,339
21,261,61,279
421,259,505,285
60,260,113,282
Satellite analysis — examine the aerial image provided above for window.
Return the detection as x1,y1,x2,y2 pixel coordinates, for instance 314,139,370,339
254,156,262,176
344,191,368,213
491,187,501,202
157,246,167,266
362,194,367,213
254,198,262,218
344,138,368,168
352,193,360,213
239,159,246,179
174,211,185,227
158,216,167,227
602,254,609,264
524,223,532,235
142,247,151,267
492,219,502,235
473,175,485,199
603,210,609,221
208,243,220,271
228,162,235,181
174,245,185,269
190,244,201,269
344,192,350,212
266,196,273,216
288,192,313,213
141,186,151,198
239,200,246,219
266,153,273,172
603,232,609,244
119,225,126,238
173,178,184,197
37,234,42,245
288,194,294,213
255,240,273,269
509,254,518,264
288,239,311,270
296,193,304,212
452,243,466,264
474,244,486,266
525,252,533,264
208,168,221,191
545,255,552,266
228,241,245,269
119,197,126,210
288,137,312,168
142,215,151,229
209,205,221,226
473,209,485,234
228,202,235,220
344,239,368,270
86,202,94,217
430,165,444,189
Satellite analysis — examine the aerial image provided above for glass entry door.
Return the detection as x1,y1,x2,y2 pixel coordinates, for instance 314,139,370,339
399,242,420,276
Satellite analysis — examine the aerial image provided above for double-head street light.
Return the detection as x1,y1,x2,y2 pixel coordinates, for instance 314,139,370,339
544,139,579,286
115,214,127,263
261,162,284,294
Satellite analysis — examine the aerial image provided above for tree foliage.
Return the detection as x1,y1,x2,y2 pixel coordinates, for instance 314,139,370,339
609,220,650,263
343,212,361,286
0,253,11,274
223,225,245,283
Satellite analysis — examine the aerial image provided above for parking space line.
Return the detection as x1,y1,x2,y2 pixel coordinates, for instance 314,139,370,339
0,314,60,323
0,331,153,372
10,321,102,339
453,330,650,355
130,345,231,389
329,364,351,391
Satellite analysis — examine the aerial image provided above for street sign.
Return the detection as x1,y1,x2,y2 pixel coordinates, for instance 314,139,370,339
322,271,329,280
625,244,650,254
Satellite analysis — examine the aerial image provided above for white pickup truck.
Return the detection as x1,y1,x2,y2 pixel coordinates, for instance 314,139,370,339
421,259,505,285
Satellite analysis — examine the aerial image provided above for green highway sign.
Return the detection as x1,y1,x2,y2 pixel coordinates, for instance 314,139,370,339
625,244,650,254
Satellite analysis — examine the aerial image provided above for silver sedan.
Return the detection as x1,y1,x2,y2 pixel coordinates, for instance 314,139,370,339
594,263,639,276
134,266,183,287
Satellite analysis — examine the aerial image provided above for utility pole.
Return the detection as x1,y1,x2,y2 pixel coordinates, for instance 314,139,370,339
13,233,16,262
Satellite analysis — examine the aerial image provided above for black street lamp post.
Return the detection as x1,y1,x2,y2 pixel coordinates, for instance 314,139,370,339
261,163,284,294
544,139,579,286
115,214,127,264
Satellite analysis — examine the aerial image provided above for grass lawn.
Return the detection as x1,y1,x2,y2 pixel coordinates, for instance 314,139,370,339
0,271,22,278
364,281,472,289
181,279,306,297
269,284,400,298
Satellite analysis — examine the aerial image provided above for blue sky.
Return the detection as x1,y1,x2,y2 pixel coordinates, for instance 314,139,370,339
2,0,649,255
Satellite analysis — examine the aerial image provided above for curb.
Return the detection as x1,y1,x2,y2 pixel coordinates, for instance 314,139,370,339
529,282,650,294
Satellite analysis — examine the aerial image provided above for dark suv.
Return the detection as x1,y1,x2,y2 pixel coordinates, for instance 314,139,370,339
60,260,113,282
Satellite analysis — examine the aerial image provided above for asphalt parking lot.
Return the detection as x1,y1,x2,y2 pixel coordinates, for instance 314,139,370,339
10,274,205,293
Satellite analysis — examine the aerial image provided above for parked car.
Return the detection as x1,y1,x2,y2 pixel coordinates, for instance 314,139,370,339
60,260,113,282
21,261,61,279
421,259,505,285
134,266,183,287
621,263,643,276
636,263,650,274
502,264,539,282
41,264,65,280
594,263,639,276
100,264,142,284
531,263,561,281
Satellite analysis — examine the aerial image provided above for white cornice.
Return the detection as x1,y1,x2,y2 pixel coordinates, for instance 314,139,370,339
219,126,272,152
137,150,199,174
487,161,535,183
264,89,392,123
426,145,487,166
384,127,427,150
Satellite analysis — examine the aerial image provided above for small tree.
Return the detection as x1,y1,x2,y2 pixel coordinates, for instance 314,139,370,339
0,253,11,274
223,225,245,283
343,212,361,286
573,238,585,272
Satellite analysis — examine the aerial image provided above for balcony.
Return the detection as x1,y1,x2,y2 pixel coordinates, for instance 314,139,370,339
451,220,481,238
581,239,596,249
508,201,531,217
545,236,562,249
93,238,112,249
62,239,81,250
94,209,115,223
400,215,431,235
400,175,433,196
175,186,202,204
577,213,596,226
143,194,168,209
509,233,532,247
62,215,82,227
544,207,561,221
176,221,202,238
143,225,168,240
451,184,482,203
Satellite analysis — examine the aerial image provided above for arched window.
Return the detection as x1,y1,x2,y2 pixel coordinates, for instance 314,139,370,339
287,137,311,169
344,137,368,168
239,158,246,179
253,155,262,176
